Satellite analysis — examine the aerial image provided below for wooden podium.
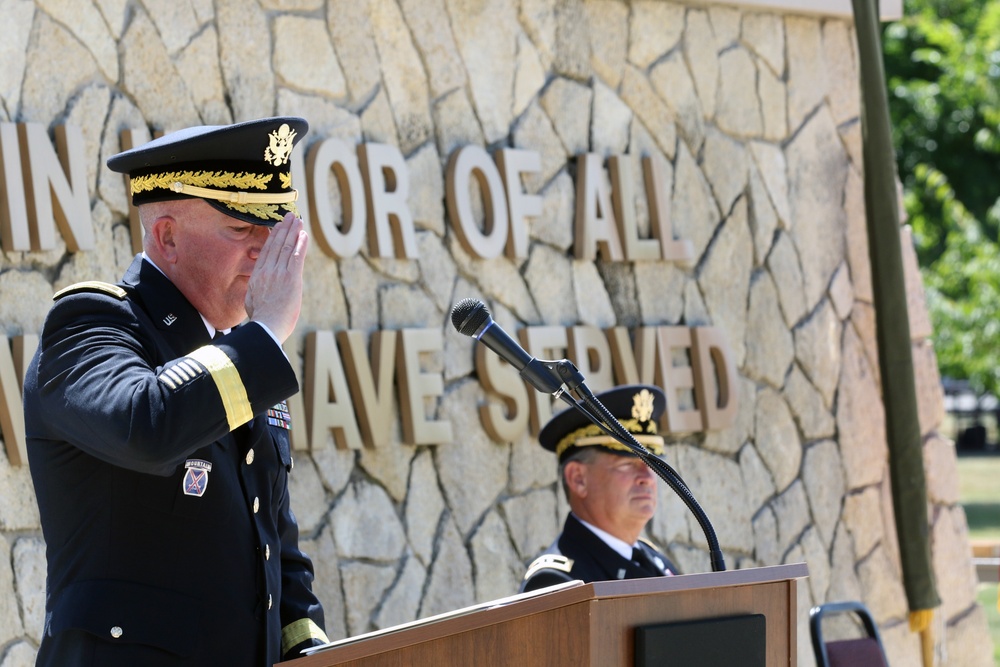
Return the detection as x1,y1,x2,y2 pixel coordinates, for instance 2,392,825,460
280,563,807,667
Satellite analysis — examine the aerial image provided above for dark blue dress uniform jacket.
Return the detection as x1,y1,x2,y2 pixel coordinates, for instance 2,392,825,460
519,513,678,593
24,256,327,666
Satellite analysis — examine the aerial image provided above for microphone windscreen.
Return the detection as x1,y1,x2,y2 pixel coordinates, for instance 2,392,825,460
451,298,490,337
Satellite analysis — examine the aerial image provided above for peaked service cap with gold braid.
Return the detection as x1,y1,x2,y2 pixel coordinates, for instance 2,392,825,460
540,384,667,463
107,116,308,226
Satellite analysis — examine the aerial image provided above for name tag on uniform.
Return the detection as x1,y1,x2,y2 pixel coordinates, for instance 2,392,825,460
182,459,212,497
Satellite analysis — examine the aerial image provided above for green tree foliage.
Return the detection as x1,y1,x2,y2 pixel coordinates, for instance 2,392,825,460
883,0,1000,394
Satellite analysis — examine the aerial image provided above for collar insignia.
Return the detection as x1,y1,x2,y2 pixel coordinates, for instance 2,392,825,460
163,313,178,326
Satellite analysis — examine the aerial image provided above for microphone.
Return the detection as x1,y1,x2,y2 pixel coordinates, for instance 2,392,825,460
450,298,565,395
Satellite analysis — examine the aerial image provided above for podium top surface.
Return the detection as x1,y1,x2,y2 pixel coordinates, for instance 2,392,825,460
588,561,808,598
286,563,808,666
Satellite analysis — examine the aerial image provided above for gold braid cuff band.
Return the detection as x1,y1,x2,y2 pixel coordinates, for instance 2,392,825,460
186,345,253,431
282,618,330,656
554,419,664,458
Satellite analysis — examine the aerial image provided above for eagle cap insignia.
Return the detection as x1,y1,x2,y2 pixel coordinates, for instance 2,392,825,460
264,123,296,166
632,389,655,430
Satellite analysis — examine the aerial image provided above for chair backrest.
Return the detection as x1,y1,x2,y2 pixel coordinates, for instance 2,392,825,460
810,601,890,667
825,637,889,667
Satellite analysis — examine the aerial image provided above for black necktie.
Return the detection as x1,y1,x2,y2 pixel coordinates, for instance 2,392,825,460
632,546,661,575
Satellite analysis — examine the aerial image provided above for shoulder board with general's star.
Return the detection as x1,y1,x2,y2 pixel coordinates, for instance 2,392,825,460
523,553,574,581
53,281,127,301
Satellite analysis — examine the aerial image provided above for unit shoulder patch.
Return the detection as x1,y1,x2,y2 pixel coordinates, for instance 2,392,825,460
523,553,575,581
53,281,127,301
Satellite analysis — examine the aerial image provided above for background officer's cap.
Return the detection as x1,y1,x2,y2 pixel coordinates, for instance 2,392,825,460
540,384,667,463
107,116,308,226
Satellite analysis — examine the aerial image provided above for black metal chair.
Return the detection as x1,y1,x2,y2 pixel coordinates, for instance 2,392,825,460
809,601,889,667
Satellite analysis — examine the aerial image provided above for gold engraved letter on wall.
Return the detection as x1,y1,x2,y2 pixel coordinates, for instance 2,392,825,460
307,138,367,259
607,326,641,386
395,329,452,445
358,142,418,259
495,148,541,259
655,326,704,433
574,153,623,261
691,326,739,430
337,330,396,448
120,127,153,255
304,330,364,450
477,343,530,443
0,335,36,467
20,123,94,252
446,145,509,259
0,123,30,252
630,326,661,387
608,156,660,261
281,334,310,452
567,325,614,393
643,154,694,263
520,325,568,435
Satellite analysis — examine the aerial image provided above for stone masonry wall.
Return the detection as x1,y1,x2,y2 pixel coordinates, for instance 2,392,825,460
0,0,993,665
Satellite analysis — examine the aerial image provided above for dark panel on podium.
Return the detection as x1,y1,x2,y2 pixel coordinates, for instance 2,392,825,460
634,613,766,667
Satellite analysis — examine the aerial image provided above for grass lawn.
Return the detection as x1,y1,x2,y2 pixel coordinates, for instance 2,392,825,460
957,453,1000,664
957,454,1000,540
978,583,1000,666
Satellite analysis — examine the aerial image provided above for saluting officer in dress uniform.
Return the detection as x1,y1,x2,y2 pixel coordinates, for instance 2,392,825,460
24,117,329,666
520,385,679,593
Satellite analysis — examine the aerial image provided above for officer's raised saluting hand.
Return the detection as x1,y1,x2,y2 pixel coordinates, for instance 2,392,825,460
245,211,309,343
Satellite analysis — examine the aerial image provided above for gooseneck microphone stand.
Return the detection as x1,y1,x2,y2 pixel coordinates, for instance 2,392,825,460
450,297,725,572
547,360,726,573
